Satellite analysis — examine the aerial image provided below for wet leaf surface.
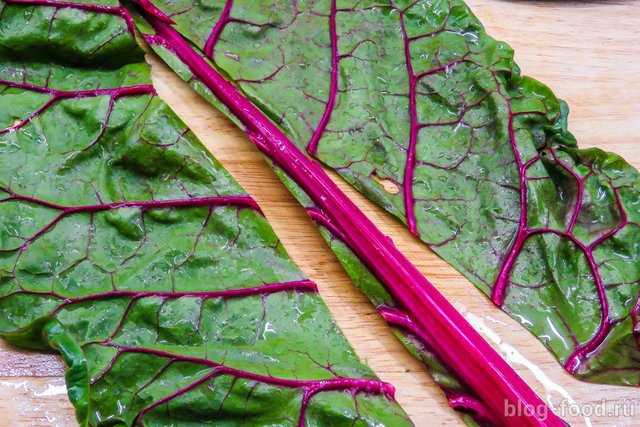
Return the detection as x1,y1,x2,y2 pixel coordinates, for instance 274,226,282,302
138,0,640,386
0,1,412,425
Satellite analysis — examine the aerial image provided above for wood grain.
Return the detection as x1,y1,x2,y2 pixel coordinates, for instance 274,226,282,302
1,1,638,425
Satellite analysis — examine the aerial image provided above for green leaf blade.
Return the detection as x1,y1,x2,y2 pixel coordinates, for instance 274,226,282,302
0,1,412,424
138,0,640,386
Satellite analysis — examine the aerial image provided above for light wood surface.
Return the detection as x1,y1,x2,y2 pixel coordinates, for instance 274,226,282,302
1,1,638,425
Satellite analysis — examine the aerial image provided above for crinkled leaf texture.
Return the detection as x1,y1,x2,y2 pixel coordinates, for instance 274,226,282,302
134,10,508,427
135,0,640,386
0,1,414,425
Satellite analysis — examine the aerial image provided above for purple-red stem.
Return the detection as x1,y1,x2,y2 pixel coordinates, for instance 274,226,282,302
306,206,349,243
449,393,497,425
1,3,394,425
203,0,232,57
0,80,155,134
489,99,626,372
3,280,318,314
5,192,259,213
2,0,136,34
306,0,338,156
142,15,564,427
632,296,640,335
0,188,261,254
379,306,435,350
380,305,497,424
398,9,419,235
114,345,394,427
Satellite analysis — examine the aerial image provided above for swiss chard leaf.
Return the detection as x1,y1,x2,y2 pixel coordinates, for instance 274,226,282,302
132,4,567,427
134,0,640,386
0,1,414,425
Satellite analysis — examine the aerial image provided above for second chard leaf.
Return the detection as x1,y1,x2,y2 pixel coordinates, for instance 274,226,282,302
0,1,412,425
133,0,640,385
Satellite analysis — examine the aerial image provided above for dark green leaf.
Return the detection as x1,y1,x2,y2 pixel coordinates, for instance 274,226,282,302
0,1,412,425
136,0,640,386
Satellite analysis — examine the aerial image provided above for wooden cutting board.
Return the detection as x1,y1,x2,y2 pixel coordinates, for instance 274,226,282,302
1,1,638,425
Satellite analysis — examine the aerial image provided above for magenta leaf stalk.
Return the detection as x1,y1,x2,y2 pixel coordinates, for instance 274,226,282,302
124,0,640,390
0,1,418,424
141,14,565,427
